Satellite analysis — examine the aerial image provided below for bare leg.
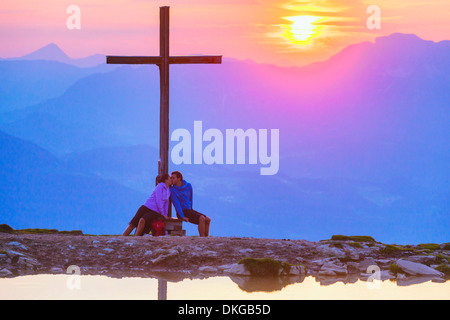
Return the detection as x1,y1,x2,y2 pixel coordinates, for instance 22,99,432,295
198,216,206,237
135,218,146,236
204,216,211,237
123,224,136,236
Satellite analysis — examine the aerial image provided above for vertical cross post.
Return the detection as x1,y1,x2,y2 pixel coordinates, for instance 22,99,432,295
106,6,222,219
159,6,170,178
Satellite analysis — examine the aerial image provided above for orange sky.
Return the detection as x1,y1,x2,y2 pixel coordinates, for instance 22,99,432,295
1,0,449,66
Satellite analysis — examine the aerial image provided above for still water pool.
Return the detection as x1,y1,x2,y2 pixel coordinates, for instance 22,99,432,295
0,275,448,300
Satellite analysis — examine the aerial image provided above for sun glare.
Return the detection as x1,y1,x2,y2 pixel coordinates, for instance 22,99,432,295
282,16,322,45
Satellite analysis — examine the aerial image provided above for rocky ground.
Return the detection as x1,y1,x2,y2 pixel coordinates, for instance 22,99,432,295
1,229,449,286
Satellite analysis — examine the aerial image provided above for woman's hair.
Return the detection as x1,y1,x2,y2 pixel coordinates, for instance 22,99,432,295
155,173,170,186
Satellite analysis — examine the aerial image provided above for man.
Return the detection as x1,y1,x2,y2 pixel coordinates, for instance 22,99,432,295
170,171,211,237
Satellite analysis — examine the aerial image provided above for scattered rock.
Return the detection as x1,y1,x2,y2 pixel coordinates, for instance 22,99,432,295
7,242,28,251
199,266,218,273
191,250,217,258
151,249,179,264
379,270,396,281
319,269,337,276
360,270,395,281
311,257,336,267
107,239,122,244
50,267,64,274
173,245,185,253
224,264,251,276
320,262,347,276
397,276,442,286
269,241,283,246
344,247,359,261
218,264,234,271
359,258,377,272
153,248,167,255
405,255,436,264
18,256,40,268
375,259,393,266
286,265,306,276
0,268,13,277
317,244,346,258
6,250,25,258
396,259,444,277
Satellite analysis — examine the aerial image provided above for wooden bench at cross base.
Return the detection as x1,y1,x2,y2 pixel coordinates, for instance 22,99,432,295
164,218,186,236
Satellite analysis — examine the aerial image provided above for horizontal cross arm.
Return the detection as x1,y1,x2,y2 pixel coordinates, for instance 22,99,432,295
106,56,163,65
169,56,222,64
106,55,222,65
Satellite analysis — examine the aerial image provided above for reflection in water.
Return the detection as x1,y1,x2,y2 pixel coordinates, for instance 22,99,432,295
230,275,305,293
0,275,448,300
158,279,167,300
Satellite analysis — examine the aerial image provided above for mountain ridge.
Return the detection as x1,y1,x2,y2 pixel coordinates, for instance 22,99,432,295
7,32,449,69
0,32,448,243
7,43,106,68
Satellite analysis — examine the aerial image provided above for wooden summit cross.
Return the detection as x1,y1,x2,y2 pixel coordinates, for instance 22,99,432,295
106,6,222,219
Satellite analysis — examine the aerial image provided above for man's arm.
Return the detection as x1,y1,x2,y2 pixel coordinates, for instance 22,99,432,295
189,184,193,209
170,193,184,218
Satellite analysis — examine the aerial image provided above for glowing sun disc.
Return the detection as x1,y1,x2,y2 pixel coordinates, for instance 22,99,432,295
283,15,321,44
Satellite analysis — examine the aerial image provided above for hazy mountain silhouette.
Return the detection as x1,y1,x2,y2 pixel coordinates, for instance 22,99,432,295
62,144,159,192
0,129,146,235
1,111,124,155
0,34,448,242
8,43,106,68
18,43,70,62
0,58,116,112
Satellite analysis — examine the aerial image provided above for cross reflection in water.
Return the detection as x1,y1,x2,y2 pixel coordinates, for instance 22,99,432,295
154,274,307,300
158,279,167,300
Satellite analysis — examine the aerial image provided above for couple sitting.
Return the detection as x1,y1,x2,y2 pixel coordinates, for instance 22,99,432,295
123,171,211,237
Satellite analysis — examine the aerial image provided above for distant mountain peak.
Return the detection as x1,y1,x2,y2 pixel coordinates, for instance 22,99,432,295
10,43,106,68
375,33,430,47
380,32,423,41
316,32,439,71
22,43,71,61
42,43,61,50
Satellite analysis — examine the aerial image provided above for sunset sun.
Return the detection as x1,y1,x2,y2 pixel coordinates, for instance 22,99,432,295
283,15,322,45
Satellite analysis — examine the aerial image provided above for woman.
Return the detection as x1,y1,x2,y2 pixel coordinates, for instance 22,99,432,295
122,174,171,236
